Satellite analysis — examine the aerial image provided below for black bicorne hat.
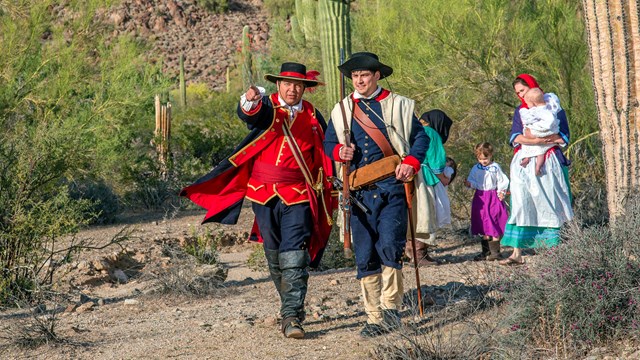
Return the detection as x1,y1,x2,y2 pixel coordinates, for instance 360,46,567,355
338,52,394,79
264,62,323,87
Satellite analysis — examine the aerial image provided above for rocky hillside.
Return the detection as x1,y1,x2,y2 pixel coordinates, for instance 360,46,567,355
101,0,270,91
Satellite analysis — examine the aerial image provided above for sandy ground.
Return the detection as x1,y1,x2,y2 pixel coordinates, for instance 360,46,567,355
0,207,510,360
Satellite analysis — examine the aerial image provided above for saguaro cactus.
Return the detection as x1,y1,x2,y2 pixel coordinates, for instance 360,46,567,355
295,0,318,43
582,1,640,220
242,25,254,89
318,0,351,110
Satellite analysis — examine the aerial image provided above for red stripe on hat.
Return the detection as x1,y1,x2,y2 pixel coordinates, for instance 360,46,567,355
280,71,306,79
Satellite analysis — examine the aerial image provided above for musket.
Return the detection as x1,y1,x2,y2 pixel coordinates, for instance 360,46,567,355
328,177,371,215
404,181,424,317
338,47,352,258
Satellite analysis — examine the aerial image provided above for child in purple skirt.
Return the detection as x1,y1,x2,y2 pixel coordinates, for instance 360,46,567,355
464,142,509,261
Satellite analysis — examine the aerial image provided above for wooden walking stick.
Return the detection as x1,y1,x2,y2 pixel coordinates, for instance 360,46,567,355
404,181,423,317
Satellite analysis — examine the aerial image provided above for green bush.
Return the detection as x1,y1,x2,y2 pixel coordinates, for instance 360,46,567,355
0,1,168,302
498,198,640,356
200,0,229,14
263,0,295,19
68,177,120,224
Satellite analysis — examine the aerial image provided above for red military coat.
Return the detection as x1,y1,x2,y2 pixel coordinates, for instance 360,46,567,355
181,93,334,267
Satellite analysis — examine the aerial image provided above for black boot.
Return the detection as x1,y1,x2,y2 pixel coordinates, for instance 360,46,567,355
279,250,310,338
264,249,283,300
473,239,490,261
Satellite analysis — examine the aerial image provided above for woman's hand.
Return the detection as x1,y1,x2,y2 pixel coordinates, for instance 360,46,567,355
464,180,472,188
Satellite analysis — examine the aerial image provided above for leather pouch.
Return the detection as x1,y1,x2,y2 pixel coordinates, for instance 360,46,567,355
349,155,401,189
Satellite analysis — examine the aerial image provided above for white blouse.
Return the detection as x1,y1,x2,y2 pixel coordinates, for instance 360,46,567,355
466,162,509,192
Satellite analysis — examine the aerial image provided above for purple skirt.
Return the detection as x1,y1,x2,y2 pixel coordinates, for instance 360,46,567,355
470,189,508,238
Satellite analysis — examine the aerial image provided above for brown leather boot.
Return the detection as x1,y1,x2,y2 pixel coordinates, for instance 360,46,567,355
486,240,503,261
414,241,438,267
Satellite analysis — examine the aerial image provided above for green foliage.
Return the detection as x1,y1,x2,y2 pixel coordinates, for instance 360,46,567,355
183,227,219,265
498,198,640,355
0,0,168,302
317,217,355,270
68,177,120,225
201,0,229,14
246,244,267,271
264,0,296,19
171,90,246,171
349,0,597,220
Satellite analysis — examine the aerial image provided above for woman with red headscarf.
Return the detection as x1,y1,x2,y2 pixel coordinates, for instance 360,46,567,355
499,74,574,265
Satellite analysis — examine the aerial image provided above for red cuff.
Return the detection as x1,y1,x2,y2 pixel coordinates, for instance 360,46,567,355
402,155,421,173
240,99,262,115
332,145,345,162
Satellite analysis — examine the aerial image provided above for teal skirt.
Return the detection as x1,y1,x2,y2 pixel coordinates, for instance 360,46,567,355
501,166,571,249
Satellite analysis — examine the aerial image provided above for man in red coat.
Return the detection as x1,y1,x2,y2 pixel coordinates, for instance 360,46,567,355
181,62,333,339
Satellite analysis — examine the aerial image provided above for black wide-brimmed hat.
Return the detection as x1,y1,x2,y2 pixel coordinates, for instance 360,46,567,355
338,52,394,79
264,62,323,87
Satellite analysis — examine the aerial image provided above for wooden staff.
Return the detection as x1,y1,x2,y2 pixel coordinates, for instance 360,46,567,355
404,181,423,317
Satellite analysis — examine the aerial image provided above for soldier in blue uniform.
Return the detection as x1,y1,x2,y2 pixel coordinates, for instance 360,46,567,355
323,52,431,337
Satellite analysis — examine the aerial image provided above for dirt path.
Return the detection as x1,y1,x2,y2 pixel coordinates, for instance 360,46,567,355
1,209,500,359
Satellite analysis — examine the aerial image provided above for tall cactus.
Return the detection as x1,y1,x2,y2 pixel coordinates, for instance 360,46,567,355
290,15,305,47
179,53,187,108
241,25,254,89
582,0,640,220
295,0,318,43
318,0,351,110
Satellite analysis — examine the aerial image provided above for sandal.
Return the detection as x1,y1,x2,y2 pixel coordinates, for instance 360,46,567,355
499,257,524,266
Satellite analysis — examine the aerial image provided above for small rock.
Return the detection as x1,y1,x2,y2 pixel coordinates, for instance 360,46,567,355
263,317,277,326
111,269,129,283
97,299,105,306
93,259,110,271
124,299,139,306
76,302,94,313
330,279,340,286
65,303,78,313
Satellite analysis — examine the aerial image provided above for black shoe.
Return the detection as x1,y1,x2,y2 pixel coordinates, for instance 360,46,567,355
282,317,305,339
359,323,388,338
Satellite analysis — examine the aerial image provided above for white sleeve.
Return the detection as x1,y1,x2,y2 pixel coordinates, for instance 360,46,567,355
240,86,266,112
494,163,510,192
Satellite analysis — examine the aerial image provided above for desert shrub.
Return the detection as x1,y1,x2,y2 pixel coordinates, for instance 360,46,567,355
200,0,229,14
263,0,295,19
182,227,220,265
246,244,267,271
498,199,640,356
316,221,355,270
171,91,247,170
68,177,120,225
